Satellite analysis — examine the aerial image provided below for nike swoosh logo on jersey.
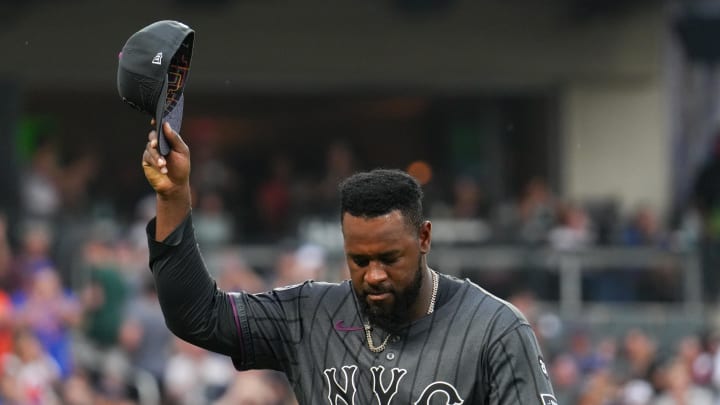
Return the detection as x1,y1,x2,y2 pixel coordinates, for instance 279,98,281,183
334,320,363,332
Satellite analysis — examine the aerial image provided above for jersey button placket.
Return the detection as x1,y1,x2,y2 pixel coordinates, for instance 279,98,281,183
385,352,395,361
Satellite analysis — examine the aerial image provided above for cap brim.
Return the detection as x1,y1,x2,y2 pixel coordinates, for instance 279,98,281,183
155,77,185,156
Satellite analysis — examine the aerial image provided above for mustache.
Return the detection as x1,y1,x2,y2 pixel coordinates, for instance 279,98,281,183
362,285,394,295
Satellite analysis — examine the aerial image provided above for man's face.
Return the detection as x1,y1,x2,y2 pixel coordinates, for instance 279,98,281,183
342,210,431,332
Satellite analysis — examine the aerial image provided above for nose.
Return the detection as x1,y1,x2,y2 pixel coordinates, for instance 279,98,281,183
364,263,388,286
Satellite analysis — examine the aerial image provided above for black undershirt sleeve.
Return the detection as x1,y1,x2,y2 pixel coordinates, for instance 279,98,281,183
146,214,243,360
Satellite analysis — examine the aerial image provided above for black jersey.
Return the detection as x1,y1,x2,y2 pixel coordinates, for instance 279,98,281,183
148,215,557,404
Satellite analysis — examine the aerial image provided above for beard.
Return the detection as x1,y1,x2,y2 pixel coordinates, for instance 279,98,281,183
356,258,424,334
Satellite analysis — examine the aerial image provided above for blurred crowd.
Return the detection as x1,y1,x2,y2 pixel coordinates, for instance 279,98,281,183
512,289,720,405
0,137,337,404
0,133,718,404
0,197,311,404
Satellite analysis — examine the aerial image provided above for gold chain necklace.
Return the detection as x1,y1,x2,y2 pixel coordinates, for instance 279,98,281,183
364,270,438,353
427,269,439,315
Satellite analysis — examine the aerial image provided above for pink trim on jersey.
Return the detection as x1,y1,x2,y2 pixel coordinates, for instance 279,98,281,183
228,294,244,356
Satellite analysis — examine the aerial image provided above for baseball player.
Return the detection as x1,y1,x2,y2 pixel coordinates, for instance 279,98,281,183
142,122,557,404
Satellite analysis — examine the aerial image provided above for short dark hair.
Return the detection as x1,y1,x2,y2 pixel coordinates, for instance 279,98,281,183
339,169,424,230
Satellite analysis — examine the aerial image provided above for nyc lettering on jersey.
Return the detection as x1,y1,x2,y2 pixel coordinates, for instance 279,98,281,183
324,365,464,405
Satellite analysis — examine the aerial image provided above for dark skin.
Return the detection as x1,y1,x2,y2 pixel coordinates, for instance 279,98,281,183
142,121,192,240
143,122,437,328
342,212,435,328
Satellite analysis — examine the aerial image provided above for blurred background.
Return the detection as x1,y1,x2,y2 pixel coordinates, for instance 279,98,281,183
2,0,720,403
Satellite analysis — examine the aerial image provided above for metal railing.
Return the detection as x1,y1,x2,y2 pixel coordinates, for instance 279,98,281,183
425,245,703,318
232,243,704,320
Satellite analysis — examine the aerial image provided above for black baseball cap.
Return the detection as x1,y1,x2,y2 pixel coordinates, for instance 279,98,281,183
117,20,194,156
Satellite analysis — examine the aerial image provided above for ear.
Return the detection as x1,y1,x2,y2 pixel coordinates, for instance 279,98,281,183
419,220,432,254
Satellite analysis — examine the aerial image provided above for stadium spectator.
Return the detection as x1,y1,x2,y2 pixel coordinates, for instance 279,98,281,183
272,243,328,287
310,140,358,217
215,370,293,405
255,153,295,240
548,201,595,251
518,176,558,245
652,357,715,405
59,370,97,405
10,220,56,298
12,267,81,378
20,139,61,222
192,190,234,249
212,249,268,294
163,337,235,405
1,327,62,404
80,238,128,352
118,276,172,398
550,353,582,405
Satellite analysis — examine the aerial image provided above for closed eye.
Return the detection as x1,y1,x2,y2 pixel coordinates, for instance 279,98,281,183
350,256,370,268
379,255,399,265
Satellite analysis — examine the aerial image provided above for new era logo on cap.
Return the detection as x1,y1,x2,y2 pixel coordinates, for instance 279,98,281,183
117,20,194,156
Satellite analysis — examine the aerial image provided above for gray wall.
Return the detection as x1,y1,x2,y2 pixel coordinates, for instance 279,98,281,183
2,0,671,213
2,0,662,91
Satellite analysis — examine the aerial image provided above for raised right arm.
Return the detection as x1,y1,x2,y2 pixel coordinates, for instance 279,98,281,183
141,123,240,357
